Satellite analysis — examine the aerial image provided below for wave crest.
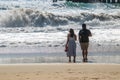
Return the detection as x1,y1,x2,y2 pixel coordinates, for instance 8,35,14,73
0,9,120,27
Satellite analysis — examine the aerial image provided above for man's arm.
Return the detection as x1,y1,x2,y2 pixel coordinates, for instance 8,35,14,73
78,31,81,43
89,30,92,37
74,34,77,41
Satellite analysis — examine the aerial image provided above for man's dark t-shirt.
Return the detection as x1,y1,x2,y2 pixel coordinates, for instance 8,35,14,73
79,29,91,43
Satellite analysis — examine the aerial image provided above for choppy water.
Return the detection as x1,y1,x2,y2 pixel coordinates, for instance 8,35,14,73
0,0,120,64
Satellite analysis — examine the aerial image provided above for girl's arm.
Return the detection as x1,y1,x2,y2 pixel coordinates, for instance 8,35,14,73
74,34,77,41
66,34,69,47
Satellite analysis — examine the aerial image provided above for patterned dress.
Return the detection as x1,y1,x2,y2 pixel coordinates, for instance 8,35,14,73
67,36,76,57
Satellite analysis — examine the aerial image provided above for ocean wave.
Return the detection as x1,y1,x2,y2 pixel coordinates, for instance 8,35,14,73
65,2,120,9
0,9,120,27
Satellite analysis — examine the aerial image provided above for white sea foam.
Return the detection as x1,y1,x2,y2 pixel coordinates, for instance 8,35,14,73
0,0,120,47
0,0,120,64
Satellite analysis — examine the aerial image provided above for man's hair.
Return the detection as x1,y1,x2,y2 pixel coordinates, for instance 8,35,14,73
82,24,86,29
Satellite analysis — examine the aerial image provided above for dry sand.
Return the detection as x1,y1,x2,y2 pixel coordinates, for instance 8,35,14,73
0,63,120,80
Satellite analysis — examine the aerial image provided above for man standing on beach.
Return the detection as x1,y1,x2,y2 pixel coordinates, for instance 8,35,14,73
78,24,92,62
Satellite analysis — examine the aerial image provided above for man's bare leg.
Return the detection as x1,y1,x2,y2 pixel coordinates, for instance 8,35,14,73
82,50,86,62
84,49,88,62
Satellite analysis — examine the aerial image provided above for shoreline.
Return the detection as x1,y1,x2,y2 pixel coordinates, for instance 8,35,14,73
0,63,120,65
0,44,120,64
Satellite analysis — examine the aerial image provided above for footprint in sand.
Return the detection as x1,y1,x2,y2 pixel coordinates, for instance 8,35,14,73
55,72,60,74
67,77,79,80
67,69,72,71
16,74,20,77
37,71,42,73
36,73,39,75
68,71,74,74
91,77,99,80
26,78,30,79
78,72,82,74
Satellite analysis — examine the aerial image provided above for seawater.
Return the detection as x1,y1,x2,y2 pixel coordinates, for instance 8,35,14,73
0,0,120,64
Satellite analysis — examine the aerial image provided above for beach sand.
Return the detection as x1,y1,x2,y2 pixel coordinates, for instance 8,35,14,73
0,63,120,80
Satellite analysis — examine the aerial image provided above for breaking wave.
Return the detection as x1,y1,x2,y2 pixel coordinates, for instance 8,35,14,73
0,9,120,27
